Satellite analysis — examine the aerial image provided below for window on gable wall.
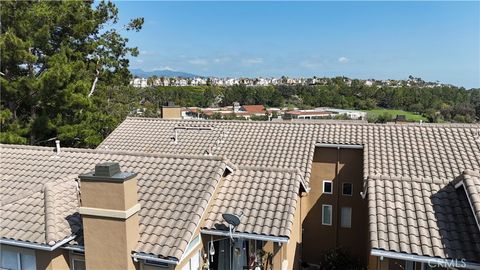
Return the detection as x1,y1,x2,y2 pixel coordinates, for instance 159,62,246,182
322,204,333,225
340,207,352,228
342,183,353,196
323,180,333,194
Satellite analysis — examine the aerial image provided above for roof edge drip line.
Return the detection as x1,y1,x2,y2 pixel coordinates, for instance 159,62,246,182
62,245,85,252
315,143,364,149
371,249,480,270
201,229,289,243
0,235,76,251
132,253,179,265
455,180,480,233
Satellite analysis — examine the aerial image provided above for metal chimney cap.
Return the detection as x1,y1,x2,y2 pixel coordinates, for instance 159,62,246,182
79,162,137,182
95,162,121,177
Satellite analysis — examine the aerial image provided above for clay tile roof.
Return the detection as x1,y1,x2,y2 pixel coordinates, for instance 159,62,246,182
99,118,480,186
368,177,480,262
0,175,80,247
100,118,480,261
241,105,265,114
286,111,330,116
0,144,228,261
203,166,302,238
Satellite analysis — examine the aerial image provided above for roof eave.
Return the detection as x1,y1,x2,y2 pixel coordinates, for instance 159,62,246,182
131,252,179,265
0,235,76,251
371,249,480,269
200,229,289,243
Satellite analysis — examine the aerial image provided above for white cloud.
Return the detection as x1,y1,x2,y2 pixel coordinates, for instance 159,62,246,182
242,57,264,65
188,58,208,65
214,56,231,63
338,57,349,63
151,66,176,71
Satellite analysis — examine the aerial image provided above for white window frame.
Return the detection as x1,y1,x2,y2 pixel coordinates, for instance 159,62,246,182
323,180,333,194
340,207,352,228
69,251,85,270
342,182,353,196
322,204,333,225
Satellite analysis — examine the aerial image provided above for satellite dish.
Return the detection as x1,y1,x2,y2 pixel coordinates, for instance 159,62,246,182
222,213,241,227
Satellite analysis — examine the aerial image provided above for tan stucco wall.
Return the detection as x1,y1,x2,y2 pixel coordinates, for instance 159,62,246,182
36,249,70,270
80,177,138,211
301,147,368,266
83,213,139,270
162,107,182,119
175,242,202,270
80,175,140,270
285,194,302,270
263,241,282,269
368,255,378,269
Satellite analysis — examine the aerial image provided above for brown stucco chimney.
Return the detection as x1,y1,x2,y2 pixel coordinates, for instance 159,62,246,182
79,163,140,270
161,101,182,119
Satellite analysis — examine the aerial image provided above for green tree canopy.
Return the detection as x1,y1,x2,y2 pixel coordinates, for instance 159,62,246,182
1,0,143,147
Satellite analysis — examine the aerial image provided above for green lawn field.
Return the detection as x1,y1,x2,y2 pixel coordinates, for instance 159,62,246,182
365,109,427,122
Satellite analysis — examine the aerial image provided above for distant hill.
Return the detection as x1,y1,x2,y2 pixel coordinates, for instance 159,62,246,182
130,68,199,78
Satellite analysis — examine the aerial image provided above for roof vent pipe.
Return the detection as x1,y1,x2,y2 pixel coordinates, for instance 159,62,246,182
55,140,61,155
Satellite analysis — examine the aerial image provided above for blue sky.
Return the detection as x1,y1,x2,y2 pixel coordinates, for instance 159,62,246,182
114,1,480,88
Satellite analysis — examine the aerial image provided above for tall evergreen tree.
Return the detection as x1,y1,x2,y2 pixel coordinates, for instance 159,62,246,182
0,0,143,147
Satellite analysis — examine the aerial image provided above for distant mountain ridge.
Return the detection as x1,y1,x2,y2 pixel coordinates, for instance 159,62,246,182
130,68,199,78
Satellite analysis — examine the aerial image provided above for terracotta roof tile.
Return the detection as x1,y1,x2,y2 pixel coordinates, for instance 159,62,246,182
0,144,227,260
100,118,480,186
203,166,301,238
99,118,480,261
368,177,480,262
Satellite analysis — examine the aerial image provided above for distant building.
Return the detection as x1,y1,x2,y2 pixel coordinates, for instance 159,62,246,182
130,78,148,88
322,108,367,120
284,110,334,120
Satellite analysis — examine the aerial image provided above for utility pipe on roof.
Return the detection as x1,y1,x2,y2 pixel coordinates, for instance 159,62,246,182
0,235,75,251
131,253,179,265
371,249,480,270
55,140,61,154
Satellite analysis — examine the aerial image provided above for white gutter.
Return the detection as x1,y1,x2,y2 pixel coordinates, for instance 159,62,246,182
201,229,289,243
315,143,364,149
0,235,76,251
62,245,84,253
132,253,179,265
371,249,480,270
